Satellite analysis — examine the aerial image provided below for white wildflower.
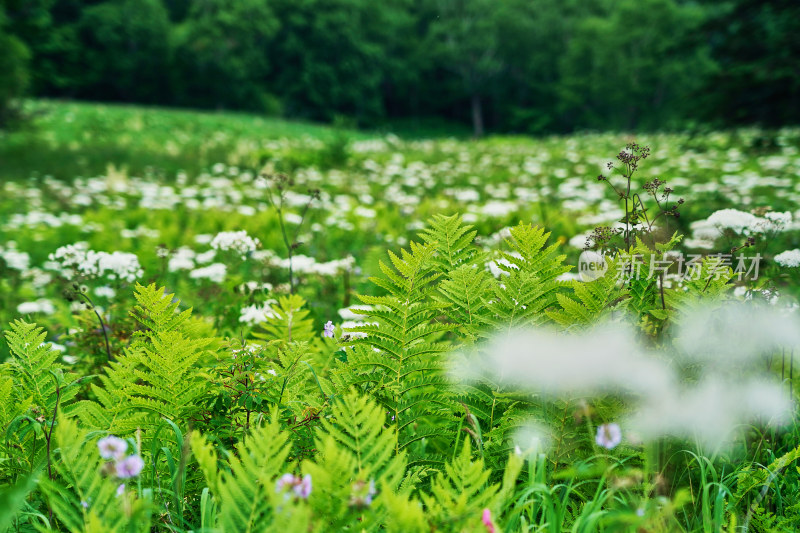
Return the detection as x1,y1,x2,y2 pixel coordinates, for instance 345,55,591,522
238,301,277,325
96,252,143,283
168,247,196,271
95,286,116,299
189,263,227,283
706,209,759,235
210,230,260,258
17,299,56,315
774,249,800,268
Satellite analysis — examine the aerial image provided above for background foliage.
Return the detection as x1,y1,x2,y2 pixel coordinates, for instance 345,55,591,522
1,0,799,134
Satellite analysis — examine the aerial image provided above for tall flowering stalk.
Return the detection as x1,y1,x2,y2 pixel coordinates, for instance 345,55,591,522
261,173,320,294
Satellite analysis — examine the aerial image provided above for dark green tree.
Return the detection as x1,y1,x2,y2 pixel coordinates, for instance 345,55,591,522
558,0,713,131
698,0,800,126
77,0,171,103
427,0,505,137
0,5,30,127
172,0,279,111
265,0,409,124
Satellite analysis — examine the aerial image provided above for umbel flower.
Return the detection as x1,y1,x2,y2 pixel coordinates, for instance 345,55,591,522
276,473,312,500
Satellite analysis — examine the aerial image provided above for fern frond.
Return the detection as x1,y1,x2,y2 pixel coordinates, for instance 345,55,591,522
39,416,151,533
666,256,733,316
253,293,314,344
484,223,571,330
342,239,455,458
215,411,293,532
437,263,493,342
3,320,80,416
72,284,214,433
547,256,626,329
304,392,408,530
421,440,499,529
420,213,478,272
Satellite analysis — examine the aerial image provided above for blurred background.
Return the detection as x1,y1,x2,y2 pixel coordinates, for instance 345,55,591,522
1,0,799,136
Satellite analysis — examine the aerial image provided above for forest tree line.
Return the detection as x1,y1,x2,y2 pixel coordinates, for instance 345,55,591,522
1,0,799,135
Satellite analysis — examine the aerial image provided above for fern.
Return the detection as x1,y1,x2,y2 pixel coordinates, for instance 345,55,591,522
214,411,296,533
2,320,80,418
39,416,151,533
343,240,455,461
548,255,626,328
253,293,314,344
420,213,478,272
666,255,733,316
72,284,214,433
1,321,83,483
421,440,501,531
304,392,408,530
483,223,570,331
421,214,492,342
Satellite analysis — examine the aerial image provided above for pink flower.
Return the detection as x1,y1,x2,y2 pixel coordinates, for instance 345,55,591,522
115,455,144,478
482,508,496,533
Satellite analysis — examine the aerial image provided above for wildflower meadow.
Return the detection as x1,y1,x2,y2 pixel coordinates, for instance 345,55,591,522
1,100,800,532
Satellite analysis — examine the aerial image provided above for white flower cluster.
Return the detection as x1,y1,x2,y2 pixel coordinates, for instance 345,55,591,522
168,247,197,272
705,209,793,236
269,254,355,276
189,263,227,283
239,300,278,325
47,244,143,282
0,244,30,271
774,249,800,268
96,252,144,282
210,230,260,258
17,299,56,315
706,209,760,234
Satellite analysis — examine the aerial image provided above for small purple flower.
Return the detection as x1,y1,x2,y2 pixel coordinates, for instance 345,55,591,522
275,473,312,500
80,500,89,509
296,474,312,499
97,436,127,460
595,423,623,449
349,479,377,508
115,455,144,478
116,484,125,497
323,320,335,338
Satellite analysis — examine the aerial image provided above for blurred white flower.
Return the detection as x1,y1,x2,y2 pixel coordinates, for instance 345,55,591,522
17,299,56,315
189,263,227,283
210,230,260,258
774,249,800,268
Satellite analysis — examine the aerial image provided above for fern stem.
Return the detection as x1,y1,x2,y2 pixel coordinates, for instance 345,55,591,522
44,373,60,524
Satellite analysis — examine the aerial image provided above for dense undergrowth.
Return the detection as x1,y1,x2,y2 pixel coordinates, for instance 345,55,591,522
1,214,799,532
2,103,800,531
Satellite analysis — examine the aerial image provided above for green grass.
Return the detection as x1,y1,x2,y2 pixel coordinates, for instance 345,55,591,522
0,100,374,180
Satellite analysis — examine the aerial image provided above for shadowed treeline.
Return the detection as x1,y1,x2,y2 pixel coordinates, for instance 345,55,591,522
1,0,799,135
